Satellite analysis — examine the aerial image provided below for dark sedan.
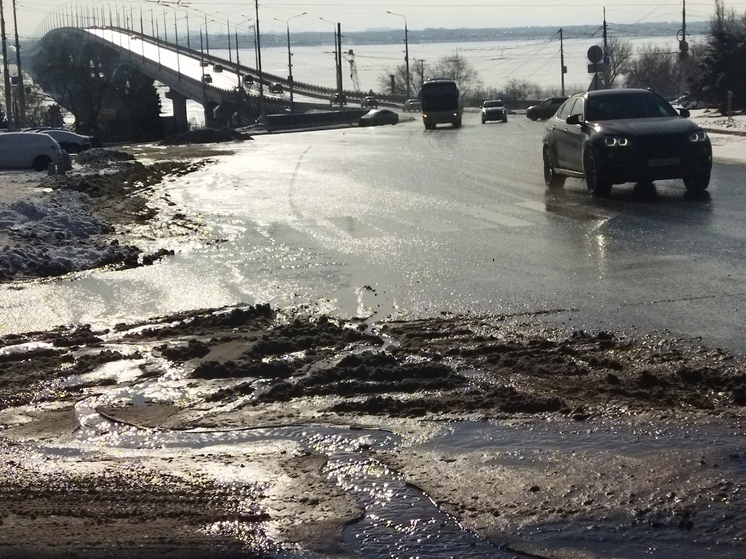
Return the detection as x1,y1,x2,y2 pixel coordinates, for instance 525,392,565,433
527,97,567,121
359,109,399,127
542,89,712,197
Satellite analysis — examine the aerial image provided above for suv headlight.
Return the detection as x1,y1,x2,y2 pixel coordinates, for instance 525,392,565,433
602,136,630,147
689,130,708,142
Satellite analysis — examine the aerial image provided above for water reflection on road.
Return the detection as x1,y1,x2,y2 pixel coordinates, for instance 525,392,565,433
20,381,743,559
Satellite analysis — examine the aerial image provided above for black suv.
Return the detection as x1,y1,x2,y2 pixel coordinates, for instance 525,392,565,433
480,99,508,123
542,89,712,197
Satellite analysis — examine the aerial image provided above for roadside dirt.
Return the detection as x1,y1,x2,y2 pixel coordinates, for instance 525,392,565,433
1,302,745,558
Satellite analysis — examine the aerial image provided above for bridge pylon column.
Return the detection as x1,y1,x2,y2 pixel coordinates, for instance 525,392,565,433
165,89,189,133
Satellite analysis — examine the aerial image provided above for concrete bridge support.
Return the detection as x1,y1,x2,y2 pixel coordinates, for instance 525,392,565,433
165,89,189,133
204,101,221,129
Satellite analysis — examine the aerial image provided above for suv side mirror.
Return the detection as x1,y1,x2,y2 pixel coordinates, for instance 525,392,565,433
679,108,691,118
566,114,582,125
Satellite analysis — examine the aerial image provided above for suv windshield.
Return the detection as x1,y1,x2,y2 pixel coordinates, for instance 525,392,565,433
483,101,503,108
585,92,679,121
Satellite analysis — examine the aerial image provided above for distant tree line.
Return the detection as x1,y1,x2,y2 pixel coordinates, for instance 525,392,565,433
376,1,746,114
229,21,710,51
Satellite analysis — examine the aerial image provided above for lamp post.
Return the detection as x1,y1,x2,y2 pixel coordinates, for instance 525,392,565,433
236,18,252,89
274,12,305,111
216,12,233,64
387,10,410,97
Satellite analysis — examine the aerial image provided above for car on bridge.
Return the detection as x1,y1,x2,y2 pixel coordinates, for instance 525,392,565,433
361,96,378,108
330,92,347,106
269,83,284,94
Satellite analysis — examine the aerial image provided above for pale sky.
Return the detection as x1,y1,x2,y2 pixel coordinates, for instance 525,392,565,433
12,0,738,39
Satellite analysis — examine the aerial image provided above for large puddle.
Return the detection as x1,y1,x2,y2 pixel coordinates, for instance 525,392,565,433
23,379,746,559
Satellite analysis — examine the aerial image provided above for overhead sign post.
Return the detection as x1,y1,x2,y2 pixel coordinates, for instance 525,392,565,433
587,45,603,91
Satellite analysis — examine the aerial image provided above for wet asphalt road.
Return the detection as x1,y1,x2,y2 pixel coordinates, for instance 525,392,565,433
3,111,746,354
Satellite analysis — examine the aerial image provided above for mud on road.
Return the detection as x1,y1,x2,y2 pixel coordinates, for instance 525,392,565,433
1,302,745,558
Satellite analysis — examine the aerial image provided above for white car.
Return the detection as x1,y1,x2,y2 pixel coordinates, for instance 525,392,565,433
35,129,93,153
0,132,64,171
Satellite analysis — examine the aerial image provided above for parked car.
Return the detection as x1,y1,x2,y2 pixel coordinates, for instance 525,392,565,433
36,129,93,153
542,88,712,197
329,92,347,106
269,83,284,94
403,98,421,112
480,99,508,123
527,97,568,121
361,96,378,108
359,109,399,127
0,132,64,171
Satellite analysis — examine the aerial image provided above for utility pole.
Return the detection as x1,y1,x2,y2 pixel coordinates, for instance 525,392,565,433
559,28,566,97
11,0,24,128
602,8,609,89
336,22,343,101
275,12,306,112
255,0,265,123
0,0,13,130
678,0,689,59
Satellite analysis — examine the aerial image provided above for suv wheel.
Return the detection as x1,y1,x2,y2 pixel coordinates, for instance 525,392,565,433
543,146,565,188
584,149,611,197
683,168,711,192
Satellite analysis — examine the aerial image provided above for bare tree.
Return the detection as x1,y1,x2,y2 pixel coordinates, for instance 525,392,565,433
604,37,633,88
501,78,544,101
623,45,679,96
430,54,482,97
377,60,428,96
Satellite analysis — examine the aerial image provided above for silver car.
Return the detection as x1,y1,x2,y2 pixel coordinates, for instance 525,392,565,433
0,132,63,171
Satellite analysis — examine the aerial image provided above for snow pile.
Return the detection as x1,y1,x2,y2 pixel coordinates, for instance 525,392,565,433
76,148,135,166
691,110,746,135
159,128,252,146
0,190,140,279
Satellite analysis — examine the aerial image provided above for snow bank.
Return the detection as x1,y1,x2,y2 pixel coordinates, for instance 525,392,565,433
0,190,140,279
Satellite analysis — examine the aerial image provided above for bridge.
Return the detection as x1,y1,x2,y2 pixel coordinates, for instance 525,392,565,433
26,26,401,132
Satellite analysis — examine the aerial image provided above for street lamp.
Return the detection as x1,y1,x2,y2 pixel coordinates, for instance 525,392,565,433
216,11,233,64
387,11,410,97
236,18,253,88
274,12,306,111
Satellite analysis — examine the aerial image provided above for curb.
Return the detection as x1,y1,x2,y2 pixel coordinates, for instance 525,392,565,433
702,127,746,137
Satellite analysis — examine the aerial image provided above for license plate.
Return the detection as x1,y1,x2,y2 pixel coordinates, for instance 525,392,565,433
648,158,680,167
